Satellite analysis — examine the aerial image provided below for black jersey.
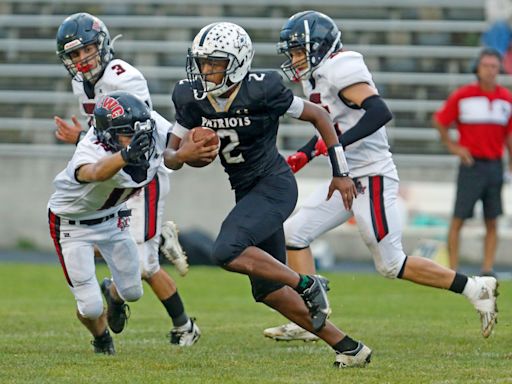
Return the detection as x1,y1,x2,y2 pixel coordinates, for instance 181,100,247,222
172,70,294,191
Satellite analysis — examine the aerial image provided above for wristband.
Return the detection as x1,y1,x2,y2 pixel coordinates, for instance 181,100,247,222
327,144,350,177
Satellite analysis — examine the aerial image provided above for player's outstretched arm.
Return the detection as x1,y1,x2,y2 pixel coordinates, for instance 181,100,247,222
77,130,150,182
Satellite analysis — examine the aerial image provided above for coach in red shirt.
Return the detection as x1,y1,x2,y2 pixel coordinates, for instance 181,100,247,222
434,47,512,276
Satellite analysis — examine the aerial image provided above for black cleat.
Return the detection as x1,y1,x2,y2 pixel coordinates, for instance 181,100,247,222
92,331,116,355
300,275,331,332
101,277,130,334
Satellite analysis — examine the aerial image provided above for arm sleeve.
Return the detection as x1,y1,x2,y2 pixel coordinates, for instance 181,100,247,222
339,95,393,148
285,96,305,118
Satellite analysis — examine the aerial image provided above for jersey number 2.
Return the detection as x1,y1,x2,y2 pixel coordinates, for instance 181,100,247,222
217,129,244,164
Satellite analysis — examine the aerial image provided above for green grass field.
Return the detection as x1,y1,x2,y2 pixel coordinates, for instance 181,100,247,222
1,263,510,384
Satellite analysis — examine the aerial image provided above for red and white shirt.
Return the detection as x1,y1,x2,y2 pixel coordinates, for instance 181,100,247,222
435,83,512,159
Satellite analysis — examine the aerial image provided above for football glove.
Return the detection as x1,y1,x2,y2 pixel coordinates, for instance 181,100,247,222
120,130,150,164
287,151,309,173
314,138,328,157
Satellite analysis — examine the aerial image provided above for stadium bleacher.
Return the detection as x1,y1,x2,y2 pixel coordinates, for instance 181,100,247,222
0,0,494,155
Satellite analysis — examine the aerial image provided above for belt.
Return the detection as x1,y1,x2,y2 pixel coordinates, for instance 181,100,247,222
472,157,501,163
66,210,131,226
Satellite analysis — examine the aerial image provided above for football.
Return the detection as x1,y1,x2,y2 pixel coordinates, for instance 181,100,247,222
186,127,219,168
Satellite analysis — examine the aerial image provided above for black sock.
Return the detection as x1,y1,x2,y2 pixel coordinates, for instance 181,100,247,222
448,272,468,294
294,274,313,294
162,291,188,327
95,329,111,341
333,335,359,353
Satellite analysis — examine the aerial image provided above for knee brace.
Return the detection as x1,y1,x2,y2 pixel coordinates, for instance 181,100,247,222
118,283,143,302
77,297,104,320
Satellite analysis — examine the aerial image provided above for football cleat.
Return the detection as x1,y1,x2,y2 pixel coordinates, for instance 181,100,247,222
101,277,130,334
333,342,372,368
91,331,116,355
263,322,319,342
300,275,331,332
160,221,189,276
169,318,201,347
469,276,498,338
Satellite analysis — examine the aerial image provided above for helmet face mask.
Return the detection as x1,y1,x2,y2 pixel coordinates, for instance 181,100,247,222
277,10,341,81
56,13,113,83
186,22,254,97
94,91,155,157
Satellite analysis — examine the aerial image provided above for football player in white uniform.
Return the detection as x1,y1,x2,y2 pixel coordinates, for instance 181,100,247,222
263,10,499,342
48,91,164,353
53,13,199,347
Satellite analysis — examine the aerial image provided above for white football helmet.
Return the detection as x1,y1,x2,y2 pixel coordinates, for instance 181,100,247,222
186,22,254,97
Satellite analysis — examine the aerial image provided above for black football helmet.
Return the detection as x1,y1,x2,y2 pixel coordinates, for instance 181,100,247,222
56,13,113,83
94,91,155,155
276,10,341,81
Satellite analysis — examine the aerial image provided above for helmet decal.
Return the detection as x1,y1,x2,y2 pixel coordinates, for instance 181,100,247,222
99,96,125,119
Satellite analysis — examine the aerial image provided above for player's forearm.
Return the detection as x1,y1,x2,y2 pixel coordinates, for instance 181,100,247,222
77,153,126,182
163,148,185,170
300,101,339,147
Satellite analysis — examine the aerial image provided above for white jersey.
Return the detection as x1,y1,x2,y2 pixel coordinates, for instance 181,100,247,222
48,110,170,219
304,51,398,180
71,58,152,118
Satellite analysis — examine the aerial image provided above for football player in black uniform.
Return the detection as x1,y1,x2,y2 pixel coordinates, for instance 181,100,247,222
164,22,372,367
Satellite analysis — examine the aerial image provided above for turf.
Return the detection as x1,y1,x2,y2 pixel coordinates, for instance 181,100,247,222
0,263,510,384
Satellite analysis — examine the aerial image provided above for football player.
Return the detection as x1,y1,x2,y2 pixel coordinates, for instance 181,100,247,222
263,10,498,343
164,22,372,368
53,13,200,347
48,91,194,353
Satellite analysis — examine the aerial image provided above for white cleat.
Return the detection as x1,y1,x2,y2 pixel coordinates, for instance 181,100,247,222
469,276,499,338
263,322,319,342
160,221,189,276
169,318,201,347
334,342,372,368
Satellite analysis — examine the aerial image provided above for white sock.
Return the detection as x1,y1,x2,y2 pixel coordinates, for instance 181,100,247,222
462,276,479,300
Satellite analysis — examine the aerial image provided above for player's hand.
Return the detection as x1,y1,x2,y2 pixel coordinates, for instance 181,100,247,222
449,143,474,166
178,131,219,164
121,130,151,164
314,138,328,157
287,151,309,173
327,176,357,210
54,115,84,144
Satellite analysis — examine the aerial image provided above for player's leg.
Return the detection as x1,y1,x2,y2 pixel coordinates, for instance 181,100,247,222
212,171,330,331
356,176,498,337
264,181,352,341
140,236,200,346
254,229,370,368
48,212,114,354
97,219,143,334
